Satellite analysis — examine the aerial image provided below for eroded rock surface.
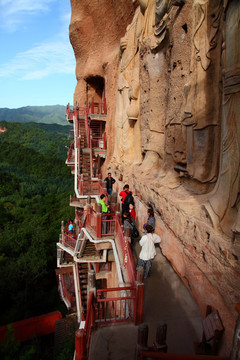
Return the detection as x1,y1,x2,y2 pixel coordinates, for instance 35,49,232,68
69,0,240,354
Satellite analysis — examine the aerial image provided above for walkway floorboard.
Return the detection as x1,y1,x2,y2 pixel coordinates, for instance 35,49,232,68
89,243,202,359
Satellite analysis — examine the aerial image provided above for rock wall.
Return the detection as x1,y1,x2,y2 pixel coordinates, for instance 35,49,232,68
69,0,240,355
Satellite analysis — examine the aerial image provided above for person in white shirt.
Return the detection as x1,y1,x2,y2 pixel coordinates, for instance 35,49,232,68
137,224,161,278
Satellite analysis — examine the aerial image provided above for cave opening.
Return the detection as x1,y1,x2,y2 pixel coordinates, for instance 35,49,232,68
85,75,105,105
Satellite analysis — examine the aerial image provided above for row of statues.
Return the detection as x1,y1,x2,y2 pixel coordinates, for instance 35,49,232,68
111,0,240,237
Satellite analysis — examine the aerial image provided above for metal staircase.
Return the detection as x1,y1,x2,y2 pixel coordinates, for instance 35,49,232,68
78,263,89,317
79,117,91,181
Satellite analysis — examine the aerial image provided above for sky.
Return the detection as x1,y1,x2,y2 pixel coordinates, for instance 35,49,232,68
0,0,76,108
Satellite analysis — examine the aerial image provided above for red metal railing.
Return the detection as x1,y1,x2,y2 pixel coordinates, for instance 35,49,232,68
85,292,95,352
85,207,116,238
78,179,100,195
62,229,77,250
75,282,144,360
86,207,97,234
77,264,87,322
88,98,107,115
66,99,107,186
95,286,136,324
66,140,74,163
90,120,106,150
98,180,108,196
59,272,75,308
101,214,115,236
75,291,95,360
66,103,73,120
115,214,136,285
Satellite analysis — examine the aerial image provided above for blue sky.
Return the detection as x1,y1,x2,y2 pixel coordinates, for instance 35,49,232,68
0,0,76,108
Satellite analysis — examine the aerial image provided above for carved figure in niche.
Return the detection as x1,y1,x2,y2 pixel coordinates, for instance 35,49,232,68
112,3,143,167
113,0,156,167
204,0,240,235
138,0,186,177
181,0,223,183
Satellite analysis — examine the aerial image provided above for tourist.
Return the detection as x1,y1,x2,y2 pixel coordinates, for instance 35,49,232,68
68,220,74,233
98,194,110,214
122,211,137,252
129,203,136,220
98,194,110,234
122,211,135,234
104,172,116,195
119,184,134,222
137,225,161,278
143,208,155,232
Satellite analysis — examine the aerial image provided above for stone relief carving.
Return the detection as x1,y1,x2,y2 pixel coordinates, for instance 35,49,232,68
180,0,223,183
112,5,143,168
204,0,240,235
112,0,156,168
112,0,240,237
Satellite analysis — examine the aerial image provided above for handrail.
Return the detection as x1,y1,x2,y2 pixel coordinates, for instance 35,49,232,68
95,286,136,324
74,228,124,285
59,273,74,308
115,214,136,285
73,110,99,202
84,291,95,356
66,140,74,163
62,229,77,249
88,99,107,115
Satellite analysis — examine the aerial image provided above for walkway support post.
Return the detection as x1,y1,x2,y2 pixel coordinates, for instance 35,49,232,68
154,321,168,352
87,269,96,299
75,329,87,360
87,270,96,329
135,323,149,360
135,267,144,325
96,203,102,239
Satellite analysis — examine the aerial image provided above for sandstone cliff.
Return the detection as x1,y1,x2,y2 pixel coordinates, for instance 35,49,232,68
69,0,240,354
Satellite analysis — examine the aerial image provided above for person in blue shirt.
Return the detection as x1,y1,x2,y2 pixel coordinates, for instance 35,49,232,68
68,220,74,233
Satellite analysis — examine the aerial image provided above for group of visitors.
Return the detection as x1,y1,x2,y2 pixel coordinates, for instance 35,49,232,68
99,174,161,279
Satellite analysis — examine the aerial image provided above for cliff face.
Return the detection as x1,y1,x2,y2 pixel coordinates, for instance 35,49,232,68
69,0,240,354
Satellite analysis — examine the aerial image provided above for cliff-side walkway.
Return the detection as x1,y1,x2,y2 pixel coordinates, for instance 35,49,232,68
88,244,202,360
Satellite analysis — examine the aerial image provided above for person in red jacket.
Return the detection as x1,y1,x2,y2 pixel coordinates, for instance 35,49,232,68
129,203,136,220
119,184,134,222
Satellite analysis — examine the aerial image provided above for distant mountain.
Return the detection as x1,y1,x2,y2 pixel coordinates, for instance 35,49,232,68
0,105,69,125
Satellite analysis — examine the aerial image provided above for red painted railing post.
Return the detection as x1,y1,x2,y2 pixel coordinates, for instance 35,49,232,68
75,329,87,360
135,267,144,325
79,174,83,195
96,203,102,239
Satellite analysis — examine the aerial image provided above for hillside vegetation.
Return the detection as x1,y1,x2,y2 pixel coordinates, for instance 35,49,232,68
0,121,74,330
0,105,68,125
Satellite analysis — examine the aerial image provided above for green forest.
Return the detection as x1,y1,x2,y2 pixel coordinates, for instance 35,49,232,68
0,105,67,125
0,121,75,359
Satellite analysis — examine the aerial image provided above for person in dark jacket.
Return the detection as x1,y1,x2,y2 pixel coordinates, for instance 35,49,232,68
104,172,116,195
143,208,155,232
119,184,134,222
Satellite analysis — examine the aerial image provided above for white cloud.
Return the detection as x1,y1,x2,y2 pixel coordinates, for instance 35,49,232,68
0,0,55,31
0,37,75,80
0,0,75,80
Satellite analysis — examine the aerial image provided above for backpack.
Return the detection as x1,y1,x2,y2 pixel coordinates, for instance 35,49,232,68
124,191,134,205
131,226,139,239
